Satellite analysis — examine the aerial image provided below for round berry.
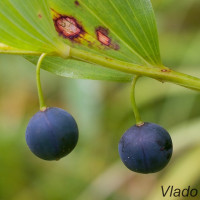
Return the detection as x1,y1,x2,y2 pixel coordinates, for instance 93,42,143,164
118,122,173,173
26,107,78,160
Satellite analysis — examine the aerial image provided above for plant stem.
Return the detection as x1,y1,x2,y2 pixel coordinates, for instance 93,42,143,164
2,47,200,91
36,53,47,111
69,47,200,91
131,76,144,126
0,50,42,55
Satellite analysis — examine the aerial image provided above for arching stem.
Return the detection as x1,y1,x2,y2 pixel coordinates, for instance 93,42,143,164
69,48,200,91
131,76,144,126
3,47,200,91
36,53,47,111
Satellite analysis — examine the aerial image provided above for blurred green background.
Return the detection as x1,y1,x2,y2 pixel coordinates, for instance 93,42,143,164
0,0,200,199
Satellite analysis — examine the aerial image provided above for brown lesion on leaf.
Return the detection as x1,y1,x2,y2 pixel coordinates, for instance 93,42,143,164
105,57,113,61
38,13,42,19
51,9,120,50
96,27,111,46
161,69,171,73
52,9,85,41
74,0,80,6
55,16,84,39
96,26,120,50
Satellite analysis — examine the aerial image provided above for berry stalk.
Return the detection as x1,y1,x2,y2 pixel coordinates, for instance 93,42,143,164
131,76,144,126
36,53,47,111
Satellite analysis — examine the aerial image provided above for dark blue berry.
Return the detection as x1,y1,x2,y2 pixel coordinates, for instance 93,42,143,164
26,107,78,160
118,122,173,174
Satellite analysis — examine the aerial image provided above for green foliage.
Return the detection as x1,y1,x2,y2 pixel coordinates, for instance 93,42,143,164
0,0,200,90
0,0,66,55
0,0,162,81
26,55,133,81
48,0,161,66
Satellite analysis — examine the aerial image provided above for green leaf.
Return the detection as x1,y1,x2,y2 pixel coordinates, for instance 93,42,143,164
49,0,162,66
34,0,162,81
0,0,67,56
0,0,162,81
25,55,133,81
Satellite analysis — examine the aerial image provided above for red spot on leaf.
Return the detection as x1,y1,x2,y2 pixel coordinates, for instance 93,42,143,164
95,27,119,50
96,27,111,46
38,14,42,18
75,1,80,6
54,16,84,39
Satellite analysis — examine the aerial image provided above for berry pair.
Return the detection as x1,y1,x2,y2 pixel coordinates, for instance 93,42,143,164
26,55,173,174
26,109,173,174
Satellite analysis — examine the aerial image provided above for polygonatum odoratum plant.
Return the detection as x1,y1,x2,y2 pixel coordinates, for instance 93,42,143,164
0,0,199,173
